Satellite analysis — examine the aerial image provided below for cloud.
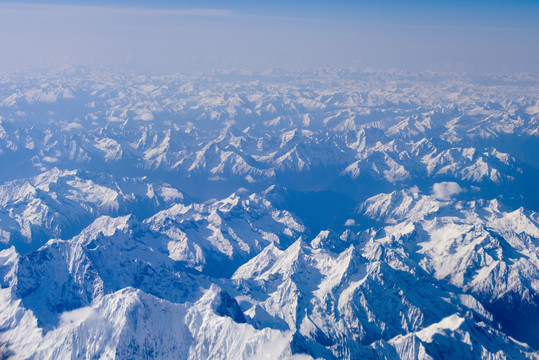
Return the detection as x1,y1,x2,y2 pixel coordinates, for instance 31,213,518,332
134,112,154,121
431,182,463,200
344,219,356,226
42,156,59,163
60,306,98,326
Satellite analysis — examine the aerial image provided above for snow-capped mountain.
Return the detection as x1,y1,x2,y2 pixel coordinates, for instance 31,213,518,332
357,190,539,349
146,189,304,276
0,168,184,252
0,67,538,359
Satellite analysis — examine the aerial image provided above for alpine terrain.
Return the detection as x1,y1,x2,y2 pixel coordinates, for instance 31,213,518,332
0,67,538,359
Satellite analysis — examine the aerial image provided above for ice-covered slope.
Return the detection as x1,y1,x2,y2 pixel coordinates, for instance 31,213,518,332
0,219,305,359
1,258,301,359
231,231,537,359
357,190,539,348
0,168,184,252
146,189,305,276
14,215,204,327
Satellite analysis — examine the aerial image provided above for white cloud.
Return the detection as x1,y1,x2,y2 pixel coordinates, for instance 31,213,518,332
61,122,83,131
42,156,59,163
235,187,248,194
344,219,356,226
134,112,154,121
60,307,97,326
431,182,463,200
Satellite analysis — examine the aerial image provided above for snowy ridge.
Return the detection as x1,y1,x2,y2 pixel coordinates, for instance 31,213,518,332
145,189,305,276
231,229,537,359
0,168,184,251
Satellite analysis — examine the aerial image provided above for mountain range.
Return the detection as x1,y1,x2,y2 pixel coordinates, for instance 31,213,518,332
0,67,538,359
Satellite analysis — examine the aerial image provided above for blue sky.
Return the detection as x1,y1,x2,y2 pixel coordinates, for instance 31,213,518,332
0,1,538,73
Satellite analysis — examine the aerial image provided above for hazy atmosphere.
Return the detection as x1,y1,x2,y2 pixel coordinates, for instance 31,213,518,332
1,0,538,73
